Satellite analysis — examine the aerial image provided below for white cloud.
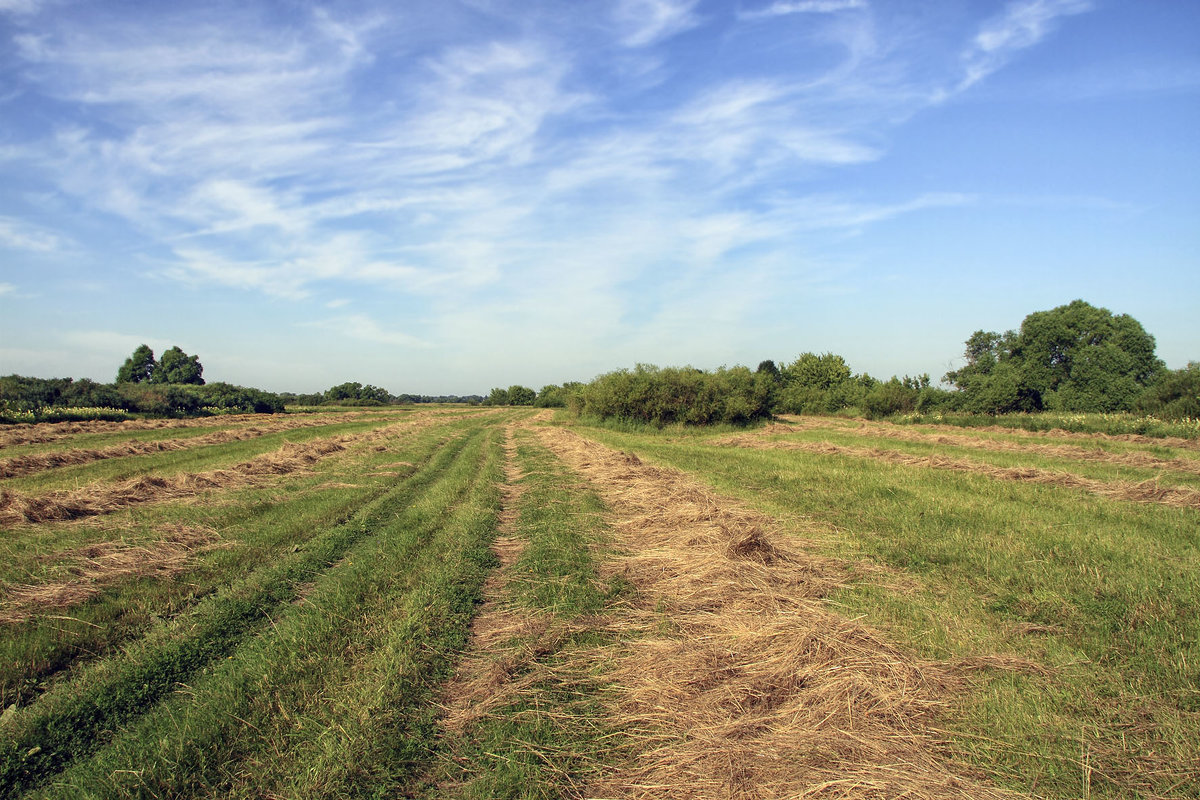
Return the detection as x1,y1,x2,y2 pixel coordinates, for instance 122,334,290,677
738,0,866,21
615,0,701,47
957,0,1093,93
0,0,45,14
0,216,64,251
0,282,16,296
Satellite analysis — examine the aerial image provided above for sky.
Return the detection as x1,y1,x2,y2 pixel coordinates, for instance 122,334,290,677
1,0,1197,396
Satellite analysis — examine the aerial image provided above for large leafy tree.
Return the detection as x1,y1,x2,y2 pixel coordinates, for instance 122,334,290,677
946,300,1165,413
152,346,205,385
116,344,157,384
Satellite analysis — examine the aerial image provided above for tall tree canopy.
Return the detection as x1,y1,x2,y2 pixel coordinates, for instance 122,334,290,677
152,346,205,385
946,300,1165,413
116,344,157,384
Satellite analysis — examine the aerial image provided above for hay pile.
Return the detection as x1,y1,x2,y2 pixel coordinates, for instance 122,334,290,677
717,437,1200,511
0,437,350,527
535,427,1026,800
723,425,1200,477
0,524,229,624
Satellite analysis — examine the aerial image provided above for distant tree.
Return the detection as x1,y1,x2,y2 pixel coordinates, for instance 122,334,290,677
776,352,853,414
946,300,1165,413
152,346,205,385
116,345,157,384
485,387,510,406
507,385,536,406
781,353,852,390
756,360,781,381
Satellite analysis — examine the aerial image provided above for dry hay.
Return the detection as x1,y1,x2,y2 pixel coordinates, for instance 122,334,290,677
0,410,373,451
0,524,230,624
773,415,1200,452
717,437,1200,511
729,422,1200,478
533,426,1028,800
0,437,350,527
0,424,306,479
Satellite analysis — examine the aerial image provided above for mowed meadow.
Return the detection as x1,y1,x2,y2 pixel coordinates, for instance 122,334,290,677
0,407,1196,799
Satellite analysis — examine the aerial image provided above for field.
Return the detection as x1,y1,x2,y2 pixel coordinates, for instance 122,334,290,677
1,407,1197,799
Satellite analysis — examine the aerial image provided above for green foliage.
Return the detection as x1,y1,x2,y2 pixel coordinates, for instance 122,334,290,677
484,387,509,406
534,383,581,408
506,385,536,406
575,364,773,427
782,352,852,390
946,300,1166,414
324,381,391,404
151,346,204,385
1135,362,1200,421
116,344,156,384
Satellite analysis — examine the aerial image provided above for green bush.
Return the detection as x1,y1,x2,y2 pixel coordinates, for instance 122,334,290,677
575,364,773,427
1135,363,1200,421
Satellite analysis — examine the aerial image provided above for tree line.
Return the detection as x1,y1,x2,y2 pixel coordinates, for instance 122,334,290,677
485,300,1197,426
3,300,1195,425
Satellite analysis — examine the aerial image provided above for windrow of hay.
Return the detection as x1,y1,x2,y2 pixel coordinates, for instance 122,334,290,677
0,437,352,527
0,410,379,450
535,426,1027,800
756,419,1200,474
0,524,230,624
0,422,338,479
0,412,358,452
719,437,1200,511
774,415,1200,452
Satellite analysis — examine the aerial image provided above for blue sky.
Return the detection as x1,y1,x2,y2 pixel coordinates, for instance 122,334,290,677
1,0,1197,395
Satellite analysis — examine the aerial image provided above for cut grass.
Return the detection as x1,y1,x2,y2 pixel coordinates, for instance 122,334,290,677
571,418,1200,799
0,417,461,706
429,423,627,799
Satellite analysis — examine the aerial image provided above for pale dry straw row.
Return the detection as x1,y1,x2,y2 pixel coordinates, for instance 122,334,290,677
0,410,381,450
0,437,353,527
717,436,1200,510
0,523,231,625
740,418,1200,475
772,415,1200,452
535,426,1027,800
0,417,351,479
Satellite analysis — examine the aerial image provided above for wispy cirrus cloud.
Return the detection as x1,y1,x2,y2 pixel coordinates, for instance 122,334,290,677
0,216,65,251
738,0,866,21
956,0,1093,93
614,0,701,47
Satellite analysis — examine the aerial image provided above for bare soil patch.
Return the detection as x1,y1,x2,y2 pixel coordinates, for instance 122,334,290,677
718,437,1200,510
535,426,1026,800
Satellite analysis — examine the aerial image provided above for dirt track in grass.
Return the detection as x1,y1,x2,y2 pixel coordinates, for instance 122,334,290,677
528,425,1028,800
717,435,1200,510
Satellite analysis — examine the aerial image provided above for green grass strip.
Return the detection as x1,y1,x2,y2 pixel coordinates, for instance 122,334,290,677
0,427,477,798
431,425,627,799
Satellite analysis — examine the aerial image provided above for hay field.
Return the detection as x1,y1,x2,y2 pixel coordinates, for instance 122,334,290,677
1,409,1196,798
